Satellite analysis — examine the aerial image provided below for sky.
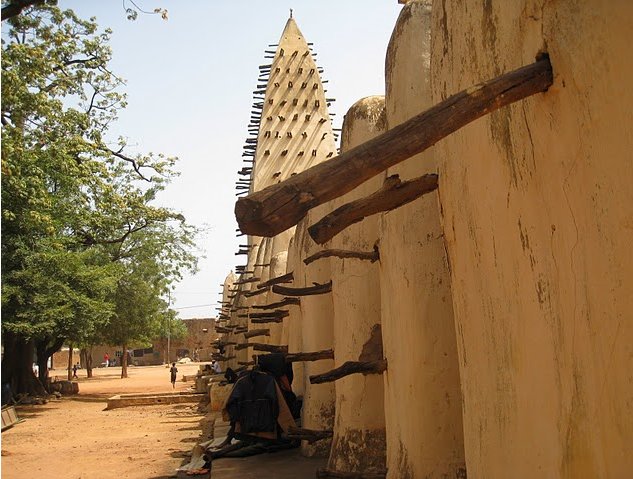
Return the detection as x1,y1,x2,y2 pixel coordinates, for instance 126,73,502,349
62,1,403,318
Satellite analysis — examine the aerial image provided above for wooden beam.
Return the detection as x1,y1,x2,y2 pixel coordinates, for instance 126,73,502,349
233,277,261,285
238,361,255,366
253,343,288,354
243,328,270,339
244,287,269,298
235,342,288,354
248,310,289,320
304,244,380,265
257,271,294,289
213,355,236,362
316,469,386,479
286,426,333,444
272,281,332,297
285,349,334,363
309,174,437,244
251,316,287,324
251,297,301,310
309,360,387,384
235,56,553,237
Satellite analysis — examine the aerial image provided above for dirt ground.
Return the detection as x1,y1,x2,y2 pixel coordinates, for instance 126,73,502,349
1,362,212,479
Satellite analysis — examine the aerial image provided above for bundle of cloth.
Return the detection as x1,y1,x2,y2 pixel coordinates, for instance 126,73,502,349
202,353,302,465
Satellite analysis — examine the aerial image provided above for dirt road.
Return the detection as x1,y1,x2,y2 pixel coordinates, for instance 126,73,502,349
1,363,212,479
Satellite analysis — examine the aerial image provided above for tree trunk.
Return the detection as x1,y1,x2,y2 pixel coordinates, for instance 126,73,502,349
35,336,64,391
1,332,46,398
67,344,73,381
121,343,128,378
80,347,94,378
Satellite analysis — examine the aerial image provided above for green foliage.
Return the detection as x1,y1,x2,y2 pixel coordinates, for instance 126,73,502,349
1,4,199,368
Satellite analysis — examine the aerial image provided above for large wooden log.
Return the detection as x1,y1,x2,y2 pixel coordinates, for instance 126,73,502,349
316,468,387,479
309,174,438,244
235,56,553,237
286,426,333,444
243,328,270,339
285,349,334,363
257,272,294,289
310,360,387,384
272,280,332,297
304,244,380,265
251,297,301,310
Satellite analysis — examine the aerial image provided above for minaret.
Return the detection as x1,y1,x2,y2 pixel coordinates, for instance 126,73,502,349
242,14,337,195
229,14,338,369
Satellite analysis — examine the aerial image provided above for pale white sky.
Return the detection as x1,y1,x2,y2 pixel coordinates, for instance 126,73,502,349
64,1,403,318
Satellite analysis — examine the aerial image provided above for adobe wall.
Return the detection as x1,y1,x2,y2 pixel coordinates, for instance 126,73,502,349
430,1,633,477
295,206,336,458
380,1,465,477
326,96,387,474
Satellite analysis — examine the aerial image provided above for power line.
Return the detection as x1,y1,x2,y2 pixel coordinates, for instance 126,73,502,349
173,303,215,310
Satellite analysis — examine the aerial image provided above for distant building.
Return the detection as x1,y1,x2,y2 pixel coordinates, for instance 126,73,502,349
52,318,218,368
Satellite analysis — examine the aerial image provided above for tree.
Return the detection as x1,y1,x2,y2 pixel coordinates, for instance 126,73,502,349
1,5,197,397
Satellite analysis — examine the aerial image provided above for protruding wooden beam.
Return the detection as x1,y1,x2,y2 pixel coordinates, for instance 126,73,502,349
243,328,270,339
272,281,332,297
248,310,290,320
309,174,437,244
304,244,380,265
253,343,288,354
309,360,387,384
238,361,256,366
257,272,294,289
251,316,287,324
286,426,333,444
235,56,553,237
236,343,288,354
285,349,334,363
244,287,270,298
215,356,236,362
251,297,301,310
233,277,261,285
316,468,387,479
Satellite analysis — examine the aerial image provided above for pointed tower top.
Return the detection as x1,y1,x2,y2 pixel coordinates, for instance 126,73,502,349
280,14,302,41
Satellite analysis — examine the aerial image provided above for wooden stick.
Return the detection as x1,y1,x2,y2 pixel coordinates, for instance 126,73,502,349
286,426,333,444
310,360,387,384
244,287,269,298
309,174,437,244
316,468,387,479
238,361,256,366
243,328,270,339
304,245,379,265
257,271,294,289
235,56,553,236
285,349,334,362
248,310,289,319
253,343,288,354
251,316,287,324
233,277,261,285
272,281,332,297
251,297,301,310
213,355,236,362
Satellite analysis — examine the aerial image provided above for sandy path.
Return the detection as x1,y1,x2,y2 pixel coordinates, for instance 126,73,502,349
1,363,213,479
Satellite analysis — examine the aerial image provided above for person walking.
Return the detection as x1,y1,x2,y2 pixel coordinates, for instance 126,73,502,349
170,362,178,389
72,363,79,379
